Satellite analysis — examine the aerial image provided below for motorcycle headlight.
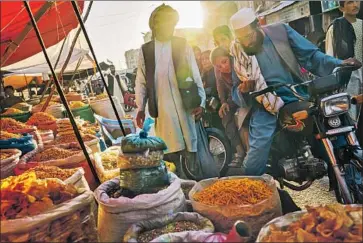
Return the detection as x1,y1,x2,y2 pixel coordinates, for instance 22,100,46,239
320,93,350,117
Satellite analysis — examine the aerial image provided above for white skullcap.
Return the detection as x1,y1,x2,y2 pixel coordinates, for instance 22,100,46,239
230,8,257,30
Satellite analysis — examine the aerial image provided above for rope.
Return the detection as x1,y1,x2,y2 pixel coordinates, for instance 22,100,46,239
1,6,26,32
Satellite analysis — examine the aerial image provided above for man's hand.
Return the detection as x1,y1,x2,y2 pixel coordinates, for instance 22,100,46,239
238,80,256,93
136,110,145,129
192,106,204,120
218,103,230,118
342,58,362,69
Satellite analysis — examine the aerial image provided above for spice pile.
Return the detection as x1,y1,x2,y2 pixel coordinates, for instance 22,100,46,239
33,147,80,162
0,131,21,140
193,178,272,206
0,171,78,220
260,204,362,242
29,165,78,181
2,108,24,115
26,112,56,126
70,101,86,109
0,118,33,131
137,221,203,243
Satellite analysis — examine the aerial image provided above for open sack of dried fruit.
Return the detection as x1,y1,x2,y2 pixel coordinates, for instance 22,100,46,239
0,171,98,242
123,212,214,243
94,173,185,242
257,204,362,242
189,175,282,241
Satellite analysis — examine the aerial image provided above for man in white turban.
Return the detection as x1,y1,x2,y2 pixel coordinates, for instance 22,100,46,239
229,8,361,177
135,4,206,177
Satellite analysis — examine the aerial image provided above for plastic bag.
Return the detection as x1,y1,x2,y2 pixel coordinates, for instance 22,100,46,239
0,134,36,155
117,150,164,169
124,212,215,243
119,162,170,193
94,173,186,242
121,118,167,154
192,121,219,180
189,175,282,240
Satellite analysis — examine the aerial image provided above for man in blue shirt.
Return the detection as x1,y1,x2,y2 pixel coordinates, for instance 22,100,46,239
229,8,361,176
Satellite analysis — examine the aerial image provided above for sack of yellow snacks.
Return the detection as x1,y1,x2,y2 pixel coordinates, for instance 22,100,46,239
0,171,98,242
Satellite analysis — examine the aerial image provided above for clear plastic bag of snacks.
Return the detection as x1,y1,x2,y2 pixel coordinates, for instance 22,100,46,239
117,149,164,169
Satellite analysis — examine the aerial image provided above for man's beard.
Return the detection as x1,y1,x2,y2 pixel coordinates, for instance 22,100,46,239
242,30,264,56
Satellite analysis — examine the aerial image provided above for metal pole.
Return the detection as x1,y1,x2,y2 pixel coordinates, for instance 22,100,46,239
71,1,126,136
24,1,100,185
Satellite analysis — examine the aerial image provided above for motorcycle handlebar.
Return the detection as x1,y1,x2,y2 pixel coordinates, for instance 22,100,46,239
249,84,285,98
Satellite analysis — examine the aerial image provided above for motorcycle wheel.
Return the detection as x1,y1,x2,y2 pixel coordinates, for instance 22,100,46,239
181,127,231,180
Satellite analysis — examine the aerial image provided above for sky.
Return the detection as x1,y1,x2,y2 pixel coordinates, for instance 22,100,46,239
85,1,204,69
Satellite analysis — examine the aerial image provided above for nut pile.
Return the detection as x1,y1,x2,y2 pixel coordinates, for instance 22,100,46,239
137,221,203,243
26,112,56,126
29,165,78,181
2,108,24,115
34,147,79,162
0,131,21,140
0,118,33,131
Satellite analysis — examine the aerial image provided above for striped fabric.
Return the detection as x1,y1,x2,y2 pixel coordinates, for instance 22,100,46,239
231,41,284,115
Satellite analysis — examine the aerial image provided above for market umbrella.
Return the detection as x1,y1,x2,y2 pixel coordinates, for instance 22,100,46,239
1,1,84,67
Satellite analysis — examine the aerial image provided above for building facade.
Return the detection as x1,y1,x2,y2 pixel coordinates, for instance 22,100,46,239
124,49,139,69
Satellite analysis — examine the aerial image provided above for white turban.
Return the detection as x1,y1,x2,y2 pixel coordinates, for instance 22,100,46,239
230,8,257,30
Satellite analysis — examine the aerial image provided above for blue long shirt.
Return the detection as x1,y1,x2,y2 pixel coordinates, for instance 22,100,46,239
232,24,343,106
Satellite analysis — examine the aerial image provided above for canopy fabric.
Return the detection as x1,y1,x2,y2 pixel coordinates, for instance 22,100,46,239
3,75,43,89
1,1,84,67
2,28,95,75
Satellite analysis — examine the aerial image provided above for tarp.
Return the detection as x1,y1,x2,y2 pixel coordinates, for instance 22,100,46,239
2,28,95,75
3,75,43,89
1,1,84,67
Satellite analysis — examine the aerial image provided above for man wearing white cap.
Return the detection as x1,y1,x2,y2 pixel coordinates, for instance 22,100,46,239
228,8,362,176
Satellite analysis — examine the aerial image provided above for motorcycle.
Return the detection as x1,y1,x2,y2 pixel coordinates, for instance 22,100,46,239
249,65,363,204
122,75,137,112
182,87,232,179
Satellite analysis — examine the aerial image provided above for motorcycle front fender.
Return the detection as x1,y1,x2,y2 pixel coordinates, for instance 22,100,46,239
321,138,354,204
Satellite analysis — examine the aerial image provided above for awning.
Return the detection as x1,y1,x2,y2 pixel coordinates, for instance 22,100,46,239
2,28,95,75
258,1,296,17
3,75,43,89
1,1,84,67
